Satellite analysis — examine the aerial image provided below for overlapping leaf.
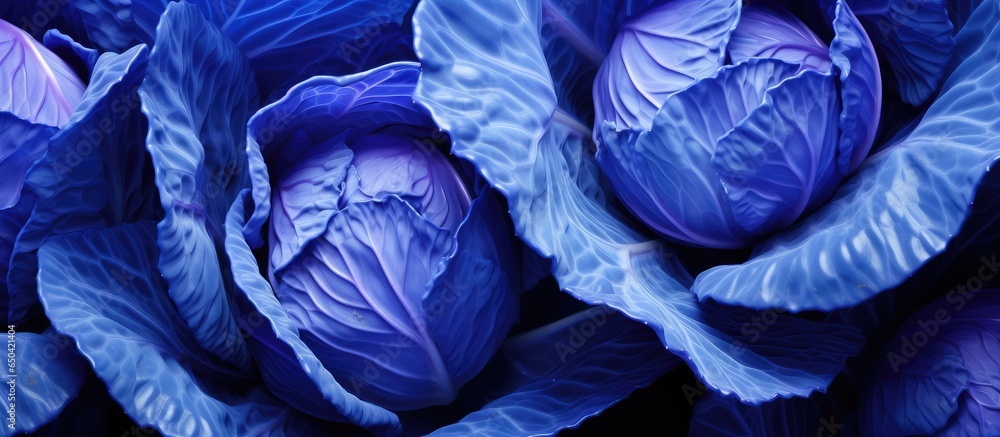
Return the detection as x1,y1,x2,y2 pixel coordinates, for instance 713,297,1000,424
414,0,865,403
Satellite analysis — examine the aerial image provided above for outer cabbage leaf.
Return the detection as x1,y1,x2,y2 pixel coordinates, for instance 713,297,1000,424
0,113,51,324
0,329,87,437
131,0,417,96
68,0,135,52
0,18,84,127
0,114,53,212
36,222,337,436
224,190,402,434
414,0,865,403
694,0,1000,312
539,0,660,125
423,186,519,389
429,307,680,436
0,191,35,322
592,0,739,131
1,0,82,40
689,391,842,437
828,0,882,175
861,290,1000,435
947,0,985,31
851,0,954,106
41,29,98,80
139,1,257,371
7,45,153,324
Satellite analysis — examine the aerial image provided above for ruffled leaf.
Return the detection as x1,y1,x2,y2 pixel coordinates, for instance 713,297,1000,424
342,133,471,233
132,0,417,95
712,69,841,235
274,196,456,410
139,1,258,371
946,0,985,31
598,58,799,248
224,190,402,434
829,0,882,174
689,390,842,437
68,0,136,52
0,18,84,127
693,0,1000,311
592,0,740,130
36,222,336,436
429,307,680,436
244,63,433,272
0,329,87,437
852,0,954,106
423,188,519,388
414,0,865,402
0,113,53,211
0,192,34,322
7,45,154,324
539,0,660,124
862,290,1000,435
41,29,98,80
0,111,55,323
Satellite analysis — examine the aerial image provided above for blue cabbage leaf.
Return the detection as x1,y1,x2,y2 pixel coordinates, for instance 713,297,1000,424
225,190,402,434
67,0,135,52
0,18,84,127
429,307,680,436
689,390,843,437
946,0,985,31
694,0,1000,311
0,189,37,323
41,29,99,79
129,0,416,96
36,222,339,436
243,63,434,270
242,62,519,412
850,0,954,106
861,289,1000,435
711,69,841,235
1,0,84,40
413,0,864,403
0,125,49,324
591,0,739,131
0,14,88,323
828,0,882,175
138,1,256,372
273,196,457,411
6,45,155,325
0,329,88,437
